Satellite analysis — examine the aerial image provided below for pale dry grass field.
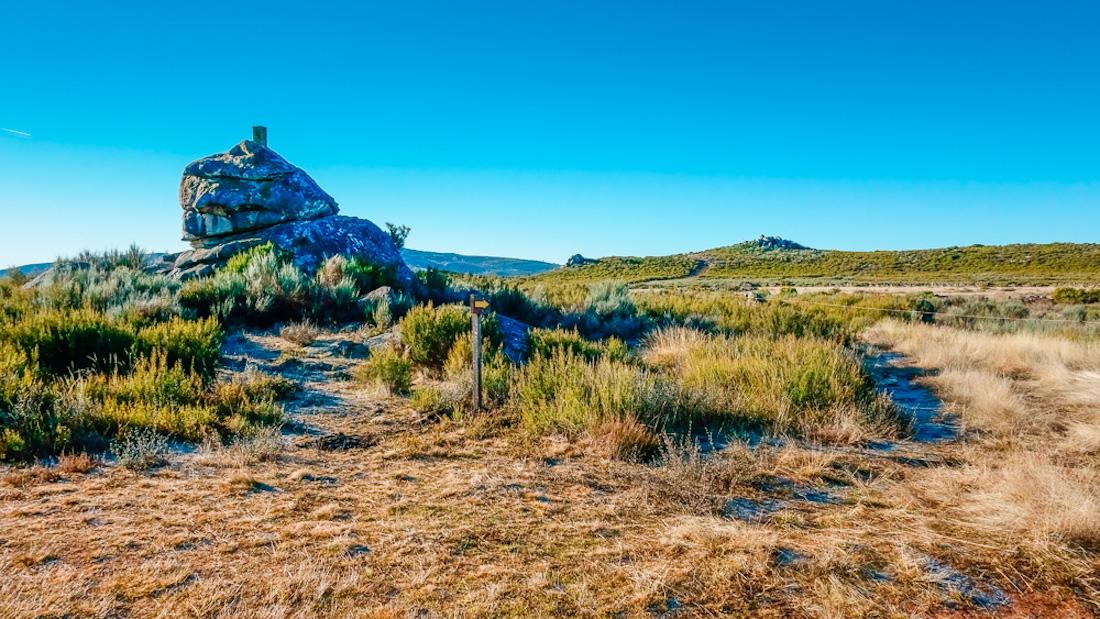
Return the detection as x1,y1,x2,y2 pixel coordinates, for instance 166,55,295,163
0,327,1097,618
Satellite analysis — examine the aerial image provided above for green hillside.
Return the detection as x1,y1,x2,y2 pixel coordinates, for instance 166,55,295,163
524,239,1100,285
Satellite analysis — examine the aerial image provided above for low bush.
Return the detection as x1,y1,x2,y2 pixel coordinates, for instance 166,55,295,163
354,347,413,395
642,328,899,439
223,242,280,273
410,382,469,418
64,356,288,447
0,381,86,460
417,268,451,302
577,281,645,339
0,308,137,375
111,427,169,471
527,328,605,361
400,303,472,370
135,316,222,378
179,247,312,325
344,256,400,294
1053,287,1100,305
526,328,629,363
206,371,291,433
507,350,686,435
182,248,399,326
0,310,221,378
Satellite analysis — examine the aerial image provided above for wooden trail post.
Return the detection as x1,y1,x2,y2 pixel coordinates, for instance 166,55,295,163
469,294,489,411
252,125,268,146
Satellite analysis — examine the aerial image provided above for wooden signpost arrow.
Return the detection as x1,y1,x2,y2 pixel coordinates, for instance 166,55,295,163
469,295,489,411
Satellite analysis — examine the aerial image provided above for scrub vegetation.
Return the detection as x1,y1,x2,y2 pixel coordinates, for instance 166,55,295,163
526,240,1100,286
2,246,1099,618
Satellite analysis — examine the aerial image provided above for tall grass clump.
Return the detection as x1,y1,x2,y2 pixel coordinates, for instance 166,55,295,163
507,350,685,435
642,328,899,441
527,327,628,363
635,290,875,343
576,281,645,339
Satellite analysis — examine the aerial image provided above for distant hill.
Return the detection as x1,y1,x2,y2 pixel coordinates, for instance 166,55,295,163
525,237,1100,285
400,249,557,276
1,250,557,280
0,262,50,279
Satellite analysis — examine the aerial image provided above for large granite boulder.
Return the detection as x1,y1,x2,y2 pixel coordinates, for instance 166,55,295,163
180,140,338,245
147,133,420,293
164,215,417,289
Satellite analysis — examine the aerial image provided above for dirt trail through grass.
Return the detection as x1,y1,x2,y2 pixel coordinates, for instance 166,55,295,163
1,327,1095,617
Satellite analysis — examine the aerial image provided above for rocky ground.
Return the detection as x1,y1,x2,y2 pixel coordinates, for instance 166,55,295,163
0,328,1095,618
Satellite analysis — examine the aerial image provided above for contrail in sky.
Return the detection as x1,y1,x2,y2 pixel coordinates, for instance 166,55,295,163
1,128,32,138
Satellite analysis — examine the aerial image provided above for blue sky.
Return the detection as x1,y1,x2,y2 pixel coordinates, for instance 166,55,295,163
2,1,1098,266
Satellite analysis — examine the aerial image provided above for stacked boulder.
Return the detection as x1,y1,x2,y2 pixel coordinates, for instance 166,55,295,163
179,139,338,243
157,133,415,289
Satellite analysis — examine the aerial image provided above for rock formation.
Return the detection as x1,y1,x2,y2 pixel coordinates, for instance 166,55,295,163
179,139,338,244
565,253,597,267
155,130,416,289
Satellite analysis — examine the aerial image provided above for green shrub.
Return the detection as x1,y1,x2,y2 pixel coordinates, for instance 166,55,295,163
354,347,413,395
182,248,377,326
0,382,84,460
223,242,279,273
528,328,605,361
0,342,37,409
400,303,471,370
207,372,289,432
136,316,222,378
180,248,314,325
1053,287,1100,305
0,308,137,375
641,329,898,438
507,350,684,435
344,256,400,294
76,354,287,444
179,272,247,319
417,268,451,301
410,382,469,418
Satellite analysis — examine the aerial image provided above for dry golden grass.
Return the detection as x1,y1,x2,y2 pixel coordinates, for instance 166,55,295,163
866,319,1100,443
55,452,97,475
866,319,1100,610
1,325,1098,617
280,320,324,346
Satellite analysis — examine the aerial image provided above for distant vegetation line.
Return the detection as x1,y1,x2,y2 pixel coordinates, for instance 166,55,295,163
525,240,1100,286
1,249,560,279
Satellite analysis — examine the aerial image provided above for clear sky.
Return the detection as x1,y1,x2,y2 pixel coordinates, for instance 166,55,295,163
2,1,1098,266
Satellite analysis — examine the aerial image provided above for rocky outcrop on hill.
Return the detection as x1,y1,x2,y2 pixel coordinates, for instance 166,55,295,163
565,253,598,267
180,140,338,244
747,236,810,251
152,131,416,288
